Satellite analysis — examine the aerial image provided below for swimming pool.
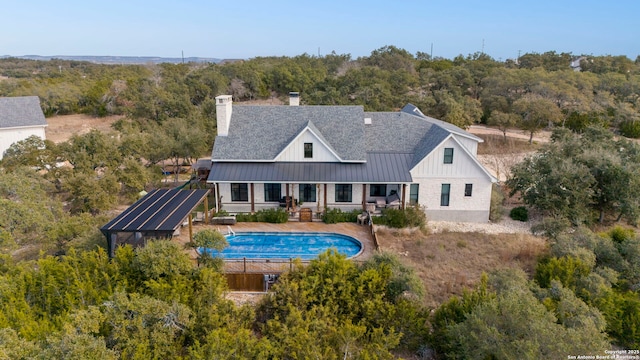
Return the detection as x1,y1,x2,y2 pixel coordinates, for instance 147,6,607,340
199,232,363,260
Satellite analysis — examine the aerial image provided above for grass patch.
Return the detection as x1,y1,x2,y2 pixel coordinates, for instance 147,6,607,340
477,134,542,155
375,229,547,308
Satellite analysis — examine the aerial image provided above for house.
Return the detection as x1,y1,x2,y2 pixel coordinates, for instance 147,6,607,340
0,96,48,160
207,93,497,223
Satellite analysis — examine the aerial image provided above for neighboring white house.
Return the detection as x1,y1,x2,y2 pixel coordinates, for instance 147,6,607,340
0,96,47,160
207,94,497,222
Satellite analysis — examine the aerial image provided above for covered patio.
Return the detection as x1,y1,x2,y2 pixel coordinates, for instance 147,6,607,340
100,188,210,258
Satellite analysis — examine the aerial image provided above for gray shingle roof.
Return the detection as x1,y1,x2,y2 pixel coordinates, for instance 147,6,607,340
209,102,486,181
212,105,366,161
0,96,47,129
208,152,413,183
400,104,482,142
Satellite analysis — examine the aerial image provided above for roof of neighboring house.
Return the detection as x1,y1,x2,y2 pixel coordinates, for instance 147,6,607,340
100,188,210,234
212,105,366,161
208,152,413,183
0,96,47,129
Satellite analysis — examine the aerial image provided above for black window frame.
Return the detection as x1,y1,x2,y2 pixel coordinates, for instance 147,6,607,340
304,143,313,158
369,184,387,197
441,184,450,206
299,183,316,203
443,147,454,164
231,183,248,202
464,183,473,197
335,184,352,203
409,184,419,205
264,183,281,202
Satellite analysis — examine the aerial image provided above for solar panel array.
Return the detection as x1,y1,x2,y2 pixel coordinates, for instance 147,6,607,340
101,188,210,233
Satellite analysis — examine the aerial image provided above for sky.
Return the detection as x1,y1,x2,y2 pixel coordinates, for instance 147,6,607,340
1,0,638,61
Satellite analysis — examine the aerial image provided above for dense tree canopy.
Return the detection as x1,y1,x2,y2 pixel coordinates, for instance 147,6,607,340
507,126,640,225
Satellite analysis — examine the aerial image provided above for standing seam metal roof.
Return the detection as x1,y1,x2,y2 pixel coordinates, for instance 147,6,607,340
207,152,413,183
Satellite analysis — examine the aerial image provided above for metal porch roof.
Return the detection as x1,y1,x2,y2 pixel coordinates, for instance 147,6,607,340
207,153,413,183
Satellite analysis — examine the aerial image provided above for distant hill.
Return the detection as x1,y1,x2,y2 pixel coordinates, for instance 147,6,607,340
0,55,223,64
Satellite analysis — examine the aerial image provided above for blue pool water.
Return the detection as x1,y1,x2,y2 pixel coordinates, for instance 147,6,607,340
199,232,363,260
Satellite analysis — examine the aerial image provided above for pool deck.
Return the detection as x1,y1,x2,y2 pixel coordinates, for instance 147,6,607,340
173,221,377,266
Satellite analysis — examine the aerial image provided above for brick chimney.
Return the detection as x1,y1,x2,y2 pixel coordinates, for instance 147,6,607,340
289,92,300,106
215,95,232,136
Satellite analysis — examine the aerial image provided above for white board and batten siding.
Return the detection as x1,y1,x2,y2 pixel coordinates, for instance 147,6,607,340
275,129,340,162
410,137,493,223
455,136,478,156
0,126,46,160
410,137,486,179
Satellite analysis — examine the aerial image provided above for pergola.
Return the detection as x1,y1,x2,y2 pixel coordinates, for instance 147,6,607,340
101,188,210,258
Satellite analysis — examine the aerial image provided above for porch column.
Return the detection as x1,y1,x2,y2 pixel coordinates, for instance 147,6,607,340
401,184,407,210
362,184,367,210
323,184,327,210
250,183,255,213
285,184,290,210
215,183,221,213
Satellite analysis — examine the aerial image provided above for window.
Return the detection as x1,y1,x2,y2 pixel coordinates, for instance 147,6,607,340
444,148,454,164
335,184,352,202
299,184,316,203
231,183,248,202
465,184,473,197
441,184,450,206
304,143,313,158
264,183,281,202
370,184,387,197
410,184,419,205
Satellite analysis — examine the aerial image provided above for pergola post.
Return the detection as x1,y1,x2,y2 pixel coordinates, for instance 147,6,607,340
204,195,210,223
109,233,117,258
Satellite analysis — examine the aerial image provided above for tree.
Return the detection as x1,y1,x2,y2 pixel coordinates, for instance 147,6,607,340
1,135,58,171
509,126,640,224
488,110,520,140
101,291,191,359
447,288,608,359
192,229,228,269
513,95,563,143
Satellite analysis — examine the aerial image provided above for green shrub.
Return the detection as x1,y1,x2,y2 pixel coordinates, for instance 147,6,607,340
213,210,229,217
619,120,640,138
373,206,426,228
489,184,505,222
256,208,289,223
404,205,427,228
607,226,635,244
236,208,288,223
235,213,256,222
509,206,528,222
322,208,360,224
